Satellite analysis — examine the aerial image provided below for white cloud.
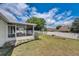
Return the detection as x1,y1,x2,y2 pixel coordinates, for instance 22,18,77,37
46,19,56,24
64,16,73,21
31,7,37,15
54,16,74,26
31,8,58,19
31,7,58,25
66,10,72,16
30,7,73,27
63,20,74,25
0,3,30,22
0,3,29,16
0,3,74,28
64,20,73,25
18,16,30,22
55,10,72,21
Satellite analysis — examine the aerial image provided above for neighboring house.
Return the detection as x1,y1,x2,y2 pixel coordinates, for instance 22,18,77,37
58,25,70,32
47,28,56,32
0,9,36,47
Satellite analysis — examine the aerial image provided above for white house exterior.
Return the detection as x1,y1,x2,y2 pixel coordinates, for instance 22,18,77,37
0,10,36,47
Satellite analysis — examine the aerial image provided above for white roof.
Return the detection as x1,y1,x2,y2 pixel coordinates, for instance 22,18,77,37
0,9,36,26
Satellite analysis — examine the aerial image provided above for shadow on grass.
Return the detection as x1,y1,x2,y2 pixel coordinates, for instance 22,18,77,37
15,39,40,48
0,39,40,56
0,47,14,56
4,47,14,56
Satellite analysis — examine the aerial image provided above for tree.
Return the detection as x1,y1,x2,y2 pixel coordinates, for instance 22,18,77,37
70,18,79,33
26,17,46,30
56,25,62,30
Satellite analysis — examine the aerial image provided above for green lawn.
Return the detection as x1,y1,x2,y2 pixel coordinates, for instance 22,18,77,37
1,34,79,56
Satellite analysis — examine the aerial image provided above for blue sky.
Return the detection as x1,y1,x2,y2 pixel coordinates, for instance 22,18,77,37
28,3,79,16
0,3,79,28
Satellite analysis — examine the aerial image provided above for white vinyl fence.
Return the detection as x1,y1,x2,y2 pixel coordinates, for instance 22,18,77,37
35,31,79,39
46,32,79,39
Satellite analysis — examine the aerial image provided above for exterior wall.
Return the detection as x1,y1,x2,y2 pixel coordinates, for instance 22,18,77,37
0,20,35,47
6,24,16,43
7,36,34,41
0,20,8,47
16,36,34,40
6,36,34,46
4,36,35,47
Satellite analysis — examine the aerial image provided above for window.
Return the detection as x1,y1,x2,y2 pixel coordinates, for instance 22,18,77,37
8,26,15,38
16,25,26,37
26,25,33,36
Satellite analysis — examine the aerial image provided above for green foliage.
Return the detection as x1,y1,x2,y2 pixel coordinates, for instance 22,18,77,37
26,17,46,30
70,18,79,33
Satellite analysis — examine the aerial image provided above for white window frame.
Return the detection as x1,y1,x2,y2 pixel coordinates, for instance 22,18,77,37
8,25,15,38
16,25,26,37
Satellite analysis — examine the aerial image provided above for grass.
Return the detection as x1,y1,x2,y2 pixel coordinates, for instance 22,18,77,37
1,34,79,56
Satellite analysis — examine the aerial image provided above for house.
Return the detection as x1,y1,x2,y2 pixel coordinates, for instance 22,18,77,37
0,9,36,47
47,28,56,32
58,25,70,32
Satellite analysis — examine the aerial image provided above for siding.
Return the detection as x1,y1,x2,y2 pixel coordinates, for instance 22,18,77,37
0,19,35,47
0,19,7,47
